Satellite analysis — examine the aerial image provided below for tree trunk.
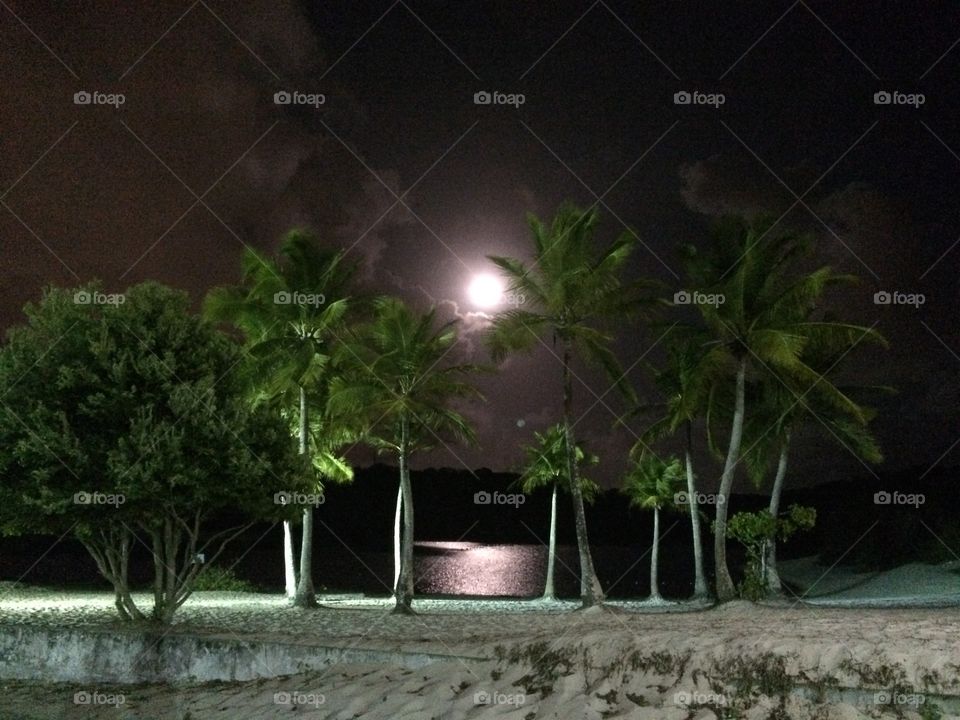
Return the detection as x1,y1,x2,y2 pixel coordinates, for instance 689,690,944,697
283,521,297,599
562,342,604,607
685,422,709,600
393,481,402,596
81,527,144,622
650,506,661,600
765,437,791,594
542,482,558,600
294,508,317,607
714,357,746,602
394,417,415,613
293,385,318,608
150,516,183,624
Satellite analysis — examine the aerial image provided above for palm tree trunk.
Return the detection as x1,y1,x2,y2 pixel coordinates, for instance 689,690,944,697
283,521,297,599
393,481,402,596
562,343,604,607
650,505,661,600
765,436,790,594
685,422,708,600
394,417,415,613
542,482,558,600
714,357,746,602
293,385,317,608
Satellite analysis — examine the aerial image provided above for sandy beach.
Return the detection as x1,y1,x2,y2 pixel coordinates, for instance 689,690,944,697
2,560,960,720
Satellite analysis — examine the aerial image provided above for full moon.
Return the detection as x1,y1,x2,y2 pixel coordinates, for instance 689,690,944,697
467,274,503,308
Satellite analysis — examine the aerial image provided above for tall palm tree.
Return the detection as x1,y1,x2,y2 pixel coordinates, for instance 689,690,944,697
632,340,728,600
735,340,887,594
517,424,599,600
204,230,355,608
329,298,482,613
680,216,885,601
622,454,685,601
486,204,662,607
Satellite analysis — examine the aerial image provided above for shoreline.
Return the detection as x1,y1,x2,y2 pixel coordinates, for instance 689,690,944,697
2,590,960,718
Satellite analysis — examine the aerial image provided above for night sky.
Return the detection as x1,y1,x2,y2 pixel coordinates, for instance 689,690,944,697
2,2,959,490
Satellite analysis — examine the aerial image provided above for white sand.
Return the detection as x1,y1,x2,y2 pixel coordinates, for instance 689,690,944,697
780,557,960,606
1,564,959,719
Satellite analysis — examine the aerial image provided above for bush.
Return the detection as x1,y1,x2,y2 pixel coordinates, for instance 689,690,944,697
724,505,816,600
191,565,256,592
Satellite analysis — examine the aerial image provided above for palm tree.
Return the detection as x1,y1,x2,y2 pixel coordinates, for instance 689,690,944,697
680,216,885,601
622,454,685,601
736,341,887,594
632,340,728,600
517,424,599,600
204,230,355,608
486,204,662,607
329,298,482,613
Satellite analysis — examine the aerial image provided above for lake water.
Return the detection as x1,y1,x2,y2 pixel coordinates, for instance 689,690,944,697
415,541,545,596
1,536,709,600
307,541,704,599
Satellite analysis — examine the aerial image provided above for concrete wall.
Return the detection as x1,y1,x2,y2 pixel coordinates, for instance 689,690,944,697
0,625,486,684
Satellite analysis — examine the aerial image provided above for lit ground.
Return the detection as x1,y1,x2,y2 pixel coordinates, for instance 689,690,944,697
0,559,958,719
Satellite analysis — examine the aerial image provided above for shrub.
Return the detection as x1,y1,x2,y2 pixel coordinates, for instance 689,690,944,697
191,565,256,592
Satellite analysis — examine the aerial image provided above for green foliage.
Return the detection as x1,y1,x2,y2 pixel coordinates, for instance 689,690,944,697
622,455,685,511
517,424,599,500
328,297,483,453
204,229,360,488
678,216,887,461
633,339,733,449
191,565,256,592
0,282,304,620
485,204,662,400
0,282,303,535
204,230,356,396
722,505,816,599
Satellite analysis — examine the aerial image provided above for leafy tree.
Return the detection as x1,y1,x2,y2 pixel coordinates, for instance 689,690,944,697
679,216,884,601
328,298,482,613
0,283,303,623
517,424,599,600
486,204,662,607
622,455,685,601
204,230,356,608
723,505,816,600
